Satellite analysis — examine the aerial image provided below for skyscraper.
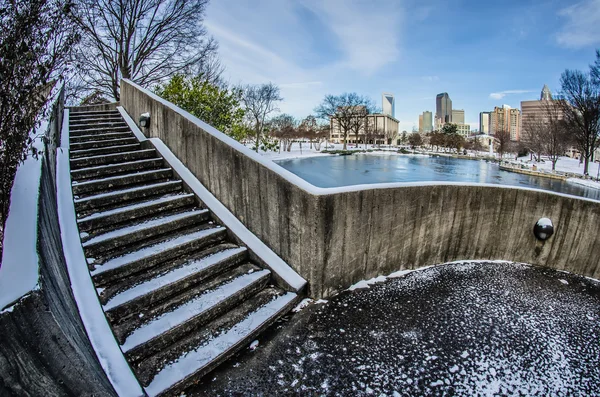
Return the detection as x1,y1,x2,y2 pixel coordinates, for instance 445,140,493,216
452,109,465,124
422,111,433,132
382,93,395,118
436,93,452,125
418,114,423,132
541,84,552,101
490,105,521,141
479,112,491,134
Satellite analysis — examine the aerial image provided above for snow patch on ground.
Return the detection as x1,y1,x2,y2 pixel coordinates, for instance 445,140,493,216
293,298,314,313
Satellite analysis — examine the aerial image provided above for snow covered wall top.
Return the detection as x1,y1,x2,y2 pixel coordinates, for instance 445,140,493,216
120,79,600,298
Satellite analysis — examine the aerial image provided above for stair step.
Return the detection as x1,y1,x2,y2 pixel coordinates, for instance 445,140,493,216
74,180,182,211
102,245,248,321
70,116,124,125
82,209,210,257
141,290,298,397
77,193,196,232
70,131,134,143
119,265,270,360
70,121,129,131
70,149,156,169
71,158,164,181
70,112,120,120
90,226,227,286
70,109,120,116
70,137,139,151
70,143,142,159
72,168,172,195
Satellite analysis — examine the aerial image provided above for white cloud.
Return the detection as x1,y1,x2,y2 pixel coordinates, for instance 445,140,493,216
556,0,600,48
421,76,439,82
489,90,535,100
300,0,403,74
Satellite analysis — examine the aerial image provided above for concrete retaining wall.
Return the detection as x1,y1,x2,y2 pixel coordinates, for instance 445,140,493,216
121,79,600,298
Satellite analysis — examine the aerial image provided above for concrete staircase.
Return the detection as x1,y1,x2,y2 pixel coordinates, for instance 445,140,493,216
68,109,300,396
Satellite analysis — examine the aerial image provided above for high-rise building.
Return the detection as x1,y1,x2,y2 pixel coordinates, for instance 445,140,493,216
490,105,521,141
418,114,423,132
521,84,559,130
436,93,452,124
422,111,433,132
541,84,552,101
479,112,491,134
452,109,465,124
382,93,395,118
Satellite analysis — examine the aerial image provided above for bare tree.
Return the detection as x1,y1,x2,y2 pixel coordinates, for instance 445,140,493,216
494,129,512,159
314,122,330,151
558,69,600,175
270,113,296,152
72,0,218,100
542,101,570,171
299,115,318,149
240,83,282,152
314,93,373,150
521,115,546,161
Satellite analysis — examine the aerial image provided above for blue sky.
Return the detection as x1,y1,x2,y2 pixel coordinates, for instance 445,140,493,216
205,0,600,132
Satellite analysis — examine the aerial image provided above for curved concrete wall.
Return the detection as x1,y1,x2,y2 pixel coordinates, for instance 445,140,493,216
0,96,116,395
121,80,600,298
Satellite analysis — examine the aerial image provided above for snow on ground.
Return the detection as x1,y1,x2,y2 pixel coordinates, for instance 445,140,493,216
195,262,600,397
245,142,411,161
511,156,600,189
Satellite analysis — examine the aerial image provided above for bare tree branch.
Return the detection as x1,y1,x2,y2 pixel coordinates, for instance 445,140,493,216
72,0,218,100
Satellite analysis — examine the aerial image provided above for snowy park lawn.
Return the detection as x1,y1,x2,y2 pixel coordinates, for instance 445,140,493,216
513,156,600,190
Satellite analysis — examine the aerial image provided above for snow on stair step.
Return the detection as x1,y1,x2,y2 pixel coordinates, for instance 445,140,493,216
70,122,129,132
144,292,297,397
70,131,134,142
70,116,124,124
77,193,195,230
70,143,141,158
121,269,271,353
82,208,208,245
70,149,156,168
74,180,182,209
90,227,226,277
70,158,164,181
104,247,248,312
71,168,172,194
70,137,139,151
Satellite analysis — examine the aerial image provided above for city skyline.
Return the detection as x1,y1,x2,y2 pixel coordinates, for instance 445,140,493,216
205,0,600,132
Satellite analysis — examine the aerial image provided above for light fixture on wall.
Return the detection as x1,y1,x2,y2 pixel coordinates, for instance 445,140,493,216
534,217,554,241
139,112,151,128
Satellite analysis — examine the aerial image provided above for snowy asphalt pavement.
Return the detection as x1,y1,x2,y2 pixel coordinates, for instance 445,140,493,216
189,262,600,396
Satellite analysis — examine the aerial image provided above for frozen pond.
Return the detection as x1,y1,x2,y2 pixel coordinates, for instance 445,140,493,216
276,154,600,201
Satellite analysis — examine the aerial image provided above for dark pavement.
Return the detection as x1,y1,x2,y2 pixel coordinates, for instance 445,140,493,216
188,262,600,396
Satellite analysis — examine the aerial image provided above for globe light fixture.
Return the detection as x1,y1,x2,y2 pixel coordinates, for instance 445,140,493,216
534,218,554,241
139,112,151,128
